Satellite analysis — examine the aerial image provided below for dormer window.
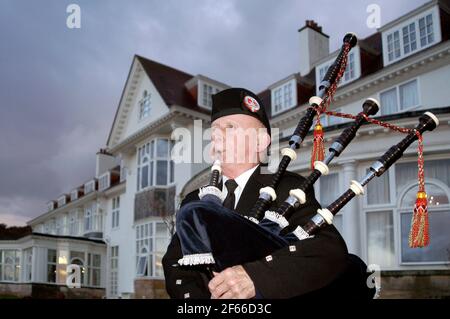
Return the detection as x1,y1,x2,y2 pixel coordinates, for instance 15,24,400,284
47,201,56,212
139,90,151,120
84,180,97,194
199,82,220,109
57,195,68,208
98,172,111,191
316,46,360,94
382,6,441,66
271,79,297,116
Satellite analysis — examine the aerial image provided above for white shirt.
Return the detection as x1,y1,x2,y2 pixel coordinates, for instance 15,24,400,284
222,165,259,209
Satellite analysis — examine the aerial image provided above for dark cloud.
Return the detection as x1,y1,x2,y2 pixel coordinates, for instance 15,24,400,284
0,0,429,225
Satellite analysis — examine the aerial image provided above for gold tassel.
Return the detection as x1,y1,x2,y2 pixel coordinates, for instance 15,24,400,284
408,191,430,248
311,123,325,170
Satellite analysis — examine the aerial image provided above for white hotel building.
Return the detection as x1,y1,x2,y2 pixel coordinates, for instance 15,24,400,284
1,0,449,298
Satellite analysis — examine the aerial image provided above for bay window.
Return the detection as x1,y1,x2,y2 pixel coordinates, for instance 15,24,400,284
135,221,170,278
0,250,20,282
137,138,174,191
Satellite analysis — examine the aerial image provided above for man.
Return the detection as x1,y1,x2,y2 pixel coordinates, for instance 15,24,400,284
162,88,361,299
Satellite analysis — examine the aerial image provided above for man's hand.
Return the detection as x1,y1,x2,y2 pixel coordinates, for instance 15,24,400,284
208,265,256,299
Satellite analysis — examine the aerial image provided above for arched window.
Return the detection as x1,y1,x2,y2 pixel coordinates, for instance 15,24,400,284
71,257,85,285
399,181,450,264
84,207,92,232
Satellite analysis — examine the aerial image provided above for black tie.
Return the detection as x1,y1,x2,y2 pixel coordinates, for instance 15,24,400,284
222,179,238,210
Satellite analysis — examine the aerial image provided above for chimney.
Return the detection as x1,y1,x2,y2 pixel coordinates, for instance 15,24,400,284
298,20,330,76
95,148,116,177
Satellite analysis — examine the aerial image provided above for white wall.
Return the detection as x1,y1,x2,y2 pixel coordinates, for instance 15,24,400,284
123,71,170,139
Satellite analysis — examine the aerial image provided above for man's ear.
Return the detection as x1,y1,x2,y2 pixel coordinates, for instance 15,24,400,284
256,130,271,153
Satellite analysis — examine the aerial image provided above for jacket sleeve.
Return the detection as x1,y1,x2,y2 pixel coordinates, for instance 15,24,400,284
242,186,348,299
162,192,211,299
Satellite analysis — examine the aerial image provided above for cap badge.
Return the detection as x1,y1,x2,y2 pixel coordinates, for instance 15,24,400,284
243,96,260,112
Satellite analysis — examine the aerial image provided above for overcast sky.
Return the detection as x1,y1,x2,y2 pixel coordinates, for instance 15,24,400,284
0,0,429,226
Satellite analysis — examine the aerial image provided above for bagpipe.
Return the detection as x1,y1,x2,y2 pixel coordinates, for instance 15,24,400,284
174,33,440,296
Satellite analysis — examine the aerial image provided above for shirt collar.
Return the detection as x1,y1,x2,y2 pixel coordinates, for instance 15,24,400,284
223,165,259,191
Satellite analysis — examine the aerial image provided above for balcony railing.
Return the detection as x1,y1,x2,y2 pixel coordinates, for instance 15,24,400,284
134,186,176,222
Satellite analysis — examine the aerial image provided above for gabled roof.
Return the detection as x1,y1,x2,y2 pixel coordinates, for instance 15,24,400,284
106,55,212,147
136,55,211,115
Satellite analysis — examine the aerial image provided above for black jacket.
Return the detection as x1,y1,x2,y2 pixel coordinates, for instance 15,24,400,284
162,165,349,299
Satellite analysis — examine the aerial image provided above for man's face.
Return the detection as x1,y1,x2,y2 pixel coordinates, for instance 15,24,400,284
211,114,268,165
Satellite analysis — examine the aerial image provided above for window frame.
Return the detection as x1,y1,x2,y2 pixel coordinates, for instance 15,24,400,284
378,78,421,116
47,249,57,284
315,46,361,94
397,180,450,266
198,80,221,109
271,78,297,116
138,90,151,121
109,246,119,297
111,196,120,229
98,172,111,191
135,221,170,279
136,138,175,192
360,155,450,270
382,6,441,66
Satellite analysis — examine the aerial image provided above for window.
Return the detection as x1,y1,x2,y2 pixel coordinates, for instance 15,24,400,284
120,160,127,182
366,210,395,267
98,173,110,191
84,204,94,232
387,31,401,62
200,83,220,109
399,80,419,110
419,14,434,47
403,23,417,54
69,211,79,236
399,183,449,264
137,138,174,191
379,79,419,115
139,90,151,120
47,201,56,212
363,159,450,268
366,168,391,205
135,222,170,278
70,251,85,286
112,196,120,229
0,250,20,282
344,52,355,82
316,50,359,94
55,217,62,235
87,253,101,287
71,190,79,201
57,195,67,207
383,11,438,65
110,246,119,297
84,180,96,194
396,159,450,264
319,173,340,207
317,173,344,234
24,248,32,282
47,249,57,283
271,80,296,115
380,88,398,115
